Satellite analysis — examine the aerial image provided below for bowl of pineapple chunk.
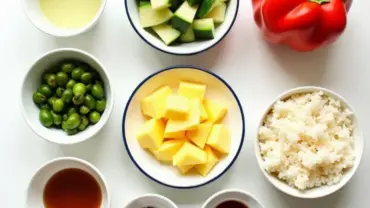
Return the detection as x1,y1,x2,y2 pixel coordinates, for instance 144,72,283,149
122,66,245,188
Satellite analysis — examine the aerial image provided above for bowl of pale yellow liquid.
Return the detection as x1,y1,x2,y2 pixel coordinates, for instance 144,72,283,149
22,0,106,37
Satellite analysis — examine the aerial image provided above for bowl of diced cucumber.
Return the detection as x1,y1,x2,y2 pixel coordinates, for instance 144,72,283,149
125,0,239,55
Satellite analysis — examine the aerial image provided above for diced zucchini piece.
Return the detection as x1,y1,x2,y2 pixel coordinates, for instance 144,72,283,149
193,18,215,39
153,24,181,45
151,0,171,10
170,0,184,11
172,1,198,33
196,0,221,18
187,0,202,6
139,2,174,28
180,25,195,42
205,2,226,23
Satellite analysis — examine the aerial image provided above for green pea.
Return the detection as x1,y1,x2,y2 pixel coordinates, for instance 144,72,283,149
56,72,68,86
43,73,52,83
86,84,92,92
33,92,46,104
91,84,104,100
78,115,89,131
66,128,78,135
80,72,92,84
39,109,53,127
66,113,81,129
72,94,85,105
47,96,57,106
63,114,68,121
61,88,73,104
39,103,51,110
46,74,57,88
67,107,78,116
61,63,75,73
38,85,53,97
56,87,64,97
96,99,106,113
84,94,96,110
73,83,86,95
66,80,76,89
89,111,101,124
51,111,62,126
95,80,104,86
80,105,90,114
52,99,64,113
71,67,84,80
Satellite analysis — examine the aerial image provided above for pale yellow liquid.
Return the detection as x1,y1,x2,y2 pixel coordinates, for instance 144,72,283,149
40,0,102,28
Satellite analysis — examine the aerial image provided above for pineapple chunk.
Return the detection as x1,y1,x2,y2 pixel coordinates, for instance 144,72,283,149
178,165,194,174
141,85,172,119
186,123,212,149
178,81,207,100
173,142,207,166
206,124,231,154
203,99,227,123
195,146,219,176
164,95,190,120
164,130,186,139
165,98,201,133
200,102,208,122
151,140,185,162
137,119,165,150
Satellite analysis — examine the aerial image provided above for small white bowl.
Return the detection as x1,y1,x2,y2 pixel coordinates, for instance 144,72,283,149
122,66,245,188
26,157,110,208
125,0,239,55
125,194,178,208
21,48,114,145
202,189,265,208
22,0,106,37
255,86,364,198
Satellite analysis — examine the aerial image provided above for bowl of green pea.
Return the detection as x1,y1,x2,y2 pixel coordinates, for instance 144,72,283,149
21,48,114,145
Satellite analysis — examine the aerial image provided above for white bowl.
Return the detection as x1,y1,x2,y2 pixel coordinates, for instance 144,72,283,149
202,189,265,208
26,157,110,208
21,48,114,145
125,194,178,208
255,86,364,198
125,0,239,55
122,66,245,188
22,0,106,37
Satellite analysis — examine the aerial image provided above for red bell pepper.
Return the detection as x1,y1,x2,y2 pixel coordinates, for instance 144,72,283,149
252,0,352,52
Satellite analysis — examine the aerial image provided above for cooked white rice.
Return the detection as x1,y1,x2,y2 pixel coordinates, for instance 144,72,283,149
258,91,355,190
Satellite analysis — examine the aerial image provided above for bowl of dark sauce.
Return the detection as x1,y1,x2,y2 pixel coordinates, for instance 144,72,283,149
26,157,110,208
202,189,264,208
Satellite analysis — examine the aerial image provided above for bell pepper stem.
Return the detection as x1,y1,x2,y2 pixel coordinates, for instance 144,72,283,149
309,0,330,4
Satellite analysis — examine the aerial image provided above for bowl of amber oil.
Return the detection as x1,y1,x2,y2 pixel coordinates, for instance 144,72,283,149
26,157,110,208
202,189,264,208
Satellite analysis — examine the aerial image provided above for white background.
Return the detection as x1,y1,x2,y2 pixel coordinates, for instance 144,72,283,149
1,0,369,207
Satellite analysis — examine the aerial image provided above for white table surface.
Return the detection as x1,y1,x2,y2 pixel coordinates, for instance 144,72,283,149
1,0,369,207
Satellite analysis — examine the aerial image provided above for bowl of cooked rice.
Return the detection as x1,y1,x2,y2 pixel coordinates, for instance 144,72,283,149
255,86,363,198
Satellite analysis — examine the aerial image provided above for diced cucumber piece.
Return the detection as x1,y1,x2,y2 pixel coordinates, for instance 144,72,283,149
172,1,198,33
139,2,174,28
187,0,202,6
193,18,215,39
180,25,195,42
205,2,226,23
151,0,171,10
196,0,221,18
153,24,181,45
170,0,183,12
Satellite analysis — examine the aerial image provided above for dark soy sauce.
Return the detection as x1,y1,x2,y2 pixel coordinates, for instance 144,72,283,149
43,168,102,208
216,200,248,208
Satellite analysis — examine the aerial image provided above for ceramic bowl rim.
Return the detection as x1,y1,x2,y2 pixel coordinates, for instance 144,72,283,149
201,189,265,208
20,48,114,145
121,65,245,189
125,193,179,208
25,156,111,208
254,86,364,199
124,0,240,56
